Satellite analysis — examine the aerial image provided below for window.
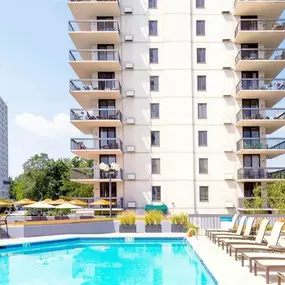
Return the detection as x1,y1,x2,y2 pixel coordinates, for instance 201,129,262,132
198,103,207,119
152,186,161,201
150,76,159,91
199,158,208,174
149,21,158,36
196,21,205,36
151,103,160,119
196,0,205,8
152,158,161,174
149,0,157,8
197,48,206,63
199,186,209,202
149,48,158,63
198,131,207,146
151,131,160,146
197,76,206,91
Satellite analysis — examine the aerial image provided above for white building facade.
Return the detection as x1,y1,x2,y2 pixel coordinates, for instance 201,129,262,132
0,97,8,198
68,0,285,214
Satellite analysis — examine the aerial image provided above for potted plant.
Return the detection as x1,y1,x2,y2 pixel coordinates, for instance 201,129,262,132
145,210,163,233
171,213,188,232
119,211,137,233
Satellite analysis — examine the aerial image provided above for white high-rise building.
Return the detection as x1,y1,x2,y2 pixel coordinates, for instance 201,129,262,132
0,97,8,199
68,0,285,214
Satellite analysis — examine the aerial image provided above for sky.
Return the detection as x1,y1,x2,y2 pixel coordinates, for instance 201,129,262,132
0,1,284,177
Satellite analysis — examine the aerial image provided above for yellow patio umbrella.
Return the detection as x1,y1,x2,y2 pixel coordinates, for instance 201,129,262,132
14,198,36,206
51,199,67,205
0,201,11,207
90,199,115,206
42,199,53,204
69,199,88,206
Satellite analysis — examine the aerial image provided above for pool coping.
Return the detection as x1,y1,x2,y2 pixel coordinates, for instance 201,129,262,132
0,234,219,284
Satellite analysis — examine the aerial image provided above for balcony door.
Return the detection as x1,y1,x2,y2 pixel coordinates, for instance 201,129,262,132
243,127,260,149
99,99,116,119
241,43,258,60
241,71,259,90
242,99,259,119
97,16,114,31
98,72,115,90
243,155,260,168
100,155,117,179
97,44,115,61
100,182,117,203
240,16,258,31
99,127,116,149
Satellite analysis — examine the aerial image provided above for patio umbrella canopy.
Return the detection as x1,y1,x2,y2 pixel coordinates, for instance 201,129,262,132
14,198,36,206
55,203,82,209
0,201,10,207
51,199,67,205
69,199,88,206
90,199,115,206
23,202,56,209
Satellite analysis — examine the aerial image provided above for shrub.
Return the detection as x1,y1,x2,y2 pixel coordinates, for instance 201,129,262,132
171,213,188,226
145,210,163,225
119,211,136,226
186,222,199,236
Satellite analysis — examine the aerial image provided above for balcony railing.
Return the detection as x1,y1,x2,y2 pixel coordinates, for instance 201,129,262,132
237,138,285,151
238,197,285,210
235,0,285,8
68,20,120,33
235,49,285,66
69,49,120,62
236,78,285,94
235,19,285,37
70,79,121,92
70,108,122,121
236,108,285,122
71,168,123,180
71,138,122,151
238,167,285,180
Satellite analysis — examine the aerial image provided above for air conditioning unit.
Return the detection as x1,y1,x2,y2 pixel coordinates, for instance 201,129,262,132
126,173,136,180
125,35,133,42
125,118,135,124
125,90,135,97
223,93,232,97
225,202,235,208
224,147,233,153
224,174,234,180
223,119,232,125
124,7,133,14
125,62,134,69
126,145,135,152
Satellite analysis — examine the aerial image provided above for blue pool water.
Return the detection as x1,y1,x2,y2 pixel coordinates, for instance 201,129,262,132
0,238,217,285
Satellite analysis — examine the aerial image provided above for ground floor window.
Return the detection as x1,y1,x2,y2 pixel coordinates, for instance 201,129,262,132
199,186,209,202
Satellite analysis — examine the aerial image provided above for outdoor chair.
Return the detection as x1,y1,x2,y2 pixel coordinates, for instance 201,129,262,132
0,215,9,239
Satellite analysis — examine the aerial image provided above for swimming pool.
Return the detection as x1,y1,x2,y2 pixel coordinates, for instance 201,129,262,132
0,238,217,285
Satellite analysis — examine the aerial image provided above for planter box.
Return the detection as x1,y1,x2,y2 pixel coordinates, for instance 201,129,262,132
119,225,137,233
145,224,162,233
171,224,187,233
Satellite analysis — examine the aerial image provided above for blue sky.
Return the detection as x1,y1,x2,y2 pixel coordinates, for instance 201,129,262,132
0,1,284,177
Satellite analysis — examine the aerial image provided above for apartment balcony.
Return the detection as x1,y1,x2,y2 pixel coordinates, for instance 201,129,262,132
237,167,285,182
71,168,123,184
236,108,285,134
236,138,285,158
236,78,285,107
68,0,120,20
69,50,121,79
238,197,285,212
234,19,285,47
71,138,122,158
70,80,121,108
234,0,285,18
235,49,285,78
69,21,121,49
70,108,122,134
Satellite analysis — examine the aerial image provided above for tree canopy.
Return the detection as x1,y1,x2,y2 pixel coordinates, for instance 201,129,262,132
9,153,93,201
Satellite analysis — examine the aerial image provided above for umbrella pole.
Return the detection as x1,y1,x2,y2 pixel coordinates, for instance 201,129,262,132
108,172,112,218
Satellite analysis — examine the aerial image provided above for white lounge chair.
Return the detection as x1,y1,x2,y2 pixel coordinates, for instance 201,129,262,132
206,214,238,238
254,259,285,284
228,221,285,261
217,217,256,247
211,216,247,243
221,219,269,253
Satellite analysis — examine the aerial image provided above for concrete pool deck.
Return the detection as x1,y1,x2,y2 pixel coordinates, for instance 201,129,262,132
0,234,284,284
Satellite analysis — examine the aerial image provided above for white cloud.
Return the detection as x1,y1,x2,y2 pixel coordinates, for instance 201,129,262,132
15,113,80,138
